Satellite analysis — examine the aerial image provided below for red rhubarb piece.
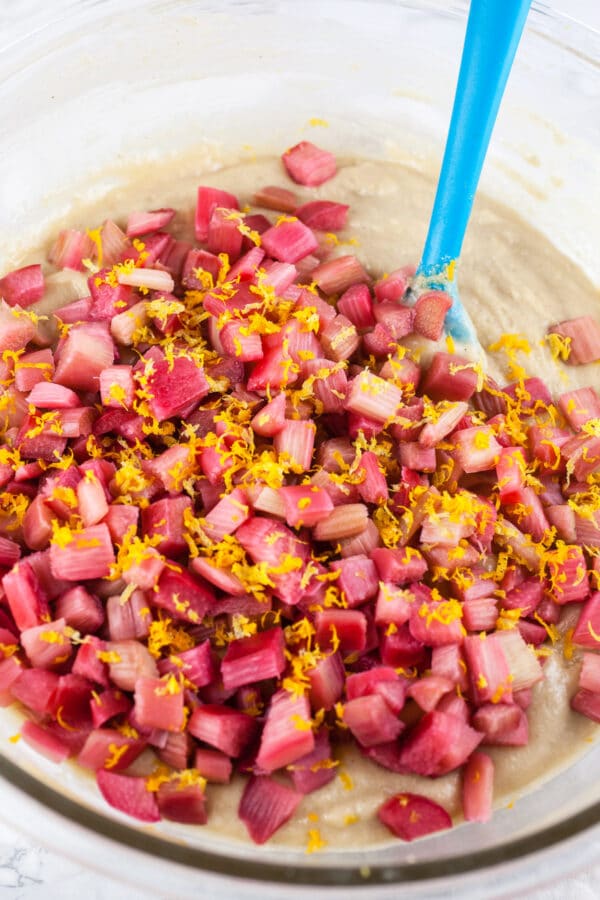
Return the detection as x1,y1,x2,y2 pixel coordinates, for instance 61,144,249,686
296,200,349,231
282,141,336,187
255,690,315,772
195,186,239,242
221,628,286,691
188,705,258,758
239,775,303,844
413,290,453,341
0,264,44,307
548,316,600,365
378,792,452,842
462,751,494,823
96,770,160,823
398,710,482,777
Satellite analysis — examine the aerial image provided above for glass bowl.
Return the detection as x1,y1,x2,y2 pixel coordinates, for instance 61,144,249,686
0,1,599,897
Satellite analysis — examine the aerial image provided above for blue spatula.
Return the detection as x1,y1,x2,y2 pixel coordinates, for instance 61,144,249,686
412,0,532,350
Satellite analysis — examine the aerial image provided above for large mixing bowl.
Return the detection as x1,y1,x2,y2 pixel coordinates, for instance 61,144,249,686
0,1,599,897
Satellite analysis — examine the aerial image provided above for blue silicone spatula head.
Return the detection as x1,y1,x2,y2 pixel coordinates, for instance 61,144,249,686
413,0,532,351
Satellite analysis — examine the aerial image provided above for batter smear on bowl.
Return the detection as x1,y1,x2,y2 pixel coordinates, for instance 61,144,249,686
0,141,599,848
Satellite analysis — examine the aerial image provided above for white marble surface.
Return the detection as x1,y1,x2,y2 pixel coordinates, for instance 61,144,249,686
1,0,600,897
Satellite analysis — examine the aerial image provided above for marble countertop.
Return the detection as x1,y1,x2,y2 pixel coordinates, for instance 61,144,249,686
1,0,600,897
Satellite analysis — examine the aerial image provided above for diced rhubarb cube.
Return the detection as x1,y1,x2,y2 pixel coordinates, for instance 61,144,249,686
2,561,49,630
158,640,215,689
463,633,513,704
282,141,336,187
188,705,258,757
254,184,298,212
462,596,498,632
207,207,244,261
296,200,349,231
494,629,543,692
20,617,73,669
421,352,479,401
203,488,251,542
21,720,71,764
10,668,58,715
145,356,209,421
378,792,452,841
558,387,600,431
571,592,600,648
288,728,336,794
471,703,522,742
548,316,600,365
96,769,160,823
453,425,502,473
398,442,436,472
0,264,44,307
126,207,175,237
355,451,388,504
343,694,403,747
398,710,482,776
328,554,377,609
156,779,207,825
219,319,264,362
407,675,454,713
106,589,152,640
236,517,308,605
579,653,600,693
413,290,453,341
319,314,360,362
195,186,239,242
314,608,367,655
246,345,297,392
462,751,494,823
152,566,215,624
373,266,413,303
251,393,287,437
14,348,54,393
221,628,286,691
371,547,428,585
374,583,413,627
54,322,115,392
90,687,130,727
105,639,158,692
261,219,318,264
141,495,191,557
312,255,369,295
571,689,600,724
55,586,104,634
0,657,23,707
133,675,185,732
255,690,315,772
545,544,589,605
337,283,375,330
49,229,96,270
50,523,115,581
345,370,403,423
239,775,303,844
307,651,345,712
0,300,37,352
194,748,233,783
279,485,333,528
372,301,414,340
410,595,465,647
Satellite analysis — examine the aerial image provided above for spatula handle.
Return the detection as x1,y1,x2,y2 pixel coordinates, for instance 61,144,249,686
419,0,531,276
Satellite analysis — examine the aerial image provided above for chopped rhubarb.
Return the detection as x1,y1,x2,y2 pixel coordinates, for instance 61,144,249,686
462,751,494,823
378,793,452,842
0,264,45,308
548,316,600,365
96,769,160,823
282,141,336,187
239,775,303,844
